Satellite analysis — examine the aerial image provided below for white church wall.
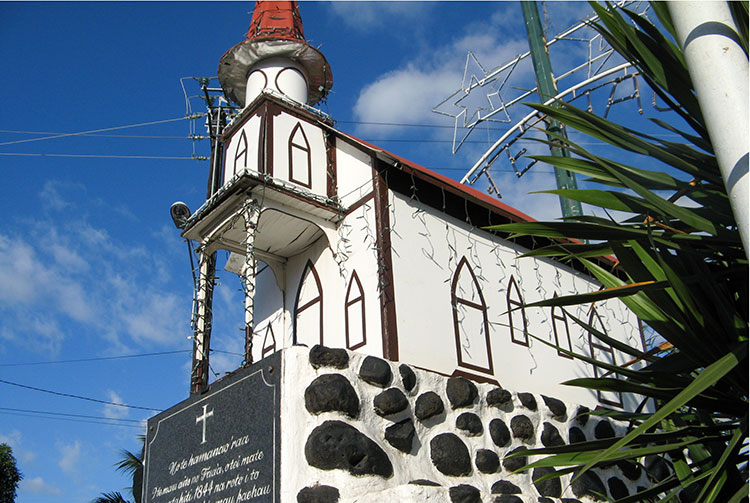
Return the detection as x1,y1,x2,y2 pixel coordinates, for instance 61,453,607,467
335,140,374,208
271,112,328,197
388,191,644,409
222,113,262,185
251,262,286,362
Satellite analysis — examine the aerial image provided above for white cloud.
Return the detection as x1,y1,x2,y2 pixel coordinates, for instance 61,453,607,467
0,430,36,464
103,390,129,420
21,476,61,495
58,440,82,475
328,2,433,31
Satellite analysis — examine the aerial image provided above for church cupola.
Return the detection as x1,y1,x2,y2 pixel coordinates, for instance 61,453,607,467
217,0,333,108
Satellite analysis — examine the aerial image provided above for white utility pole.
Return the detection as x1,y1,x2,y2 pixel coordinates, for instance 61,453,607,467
668,1,749,255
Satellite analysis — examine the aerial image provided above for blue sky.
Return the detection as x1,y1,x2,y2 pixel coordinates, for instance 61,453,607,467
0,2,655,501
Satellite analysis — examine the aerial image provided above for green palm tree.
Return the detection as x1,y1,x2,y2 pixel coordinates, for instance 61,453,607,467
92,436,143,503
489,2,748,502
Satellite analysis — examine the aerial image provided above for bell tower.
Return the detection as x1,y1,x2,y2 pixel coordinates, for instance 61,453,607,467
184,0,334,394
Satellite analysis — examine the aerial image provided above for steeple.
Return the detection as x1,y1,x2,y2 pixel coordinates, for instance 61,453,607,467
217,1,333,107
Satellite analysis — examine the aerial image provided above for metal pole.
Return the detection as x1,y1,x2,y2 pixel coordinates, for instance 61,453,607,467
521,0,584,219
668,1,749,255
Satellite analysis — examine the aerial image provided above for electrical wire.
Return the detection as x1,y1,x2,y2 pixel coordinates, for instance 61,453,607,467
0,411,145,429
0,130,192,139
0,350,191,367
0,117,192,147
0,406,145,424
0,378,162,412
0,153,195,160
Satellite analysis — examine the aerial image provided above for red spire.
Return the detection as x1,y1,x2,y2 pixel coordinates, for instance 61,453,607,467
247,1,305,42
217,0,333,107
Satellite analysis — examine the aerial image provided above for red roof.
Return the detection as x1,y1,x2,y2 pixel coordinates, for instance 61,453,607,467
340,132,537,225
247,1,305,42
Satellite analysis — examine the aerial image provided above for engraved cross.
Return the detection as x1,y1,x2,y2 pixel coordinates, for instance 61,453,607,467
196,404,214,445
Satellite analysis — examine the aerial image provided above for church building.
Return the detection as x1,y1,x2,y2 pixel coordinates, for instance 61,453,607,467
180,1,646,410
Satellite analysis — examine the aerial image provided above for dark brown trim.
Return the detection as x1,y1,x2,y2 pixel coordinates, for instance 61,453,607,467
588,307,623,408
288,122,312,188
261,324,276,359
293,259,324,347
344,192,375,216
507,275,529,347
234,129,248,174
249,69,269,95
266,104,275,177
551,293,574,359
275,67,305,96
345,270,366,351
372,160,399,361
259,105,268,176
451,256,494,375
326,131,337,200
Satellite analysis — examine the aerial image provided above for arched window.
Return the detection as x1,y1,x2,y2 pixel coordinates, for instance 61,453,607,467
507,275,529,346
345,271,366,350
261,324,276,359
588,306,623,407
551,293,573,359
451,257,493,374
293,260,322,347
289,123,311,188
234,129,248,173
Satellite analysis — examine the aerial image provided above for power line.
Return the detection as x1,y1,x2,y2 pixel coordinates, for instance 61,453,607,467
0,410,145,429
0,378,162,412
0,406,145,424
0,350,191,367
0,130,191,139
0,117,193,147
0,153,195,160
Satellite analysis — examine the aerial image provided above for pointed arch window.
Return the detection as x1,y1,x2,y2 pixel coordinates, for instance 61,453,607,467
345,271,366,350
507,275,529,346
289,122,311,188
451,257,493,374
588,307,623,408
234,129,248,174
293,260,323,347
551,293,573,359
261,324,276,359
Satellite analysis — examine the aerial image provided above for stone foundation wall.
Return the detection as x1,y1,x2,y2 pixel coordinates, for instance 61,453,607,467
280,346,667,503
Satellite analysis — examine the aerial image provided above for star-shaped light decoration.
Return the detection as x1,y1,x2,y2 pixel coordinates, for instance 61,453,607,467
433,51,513,154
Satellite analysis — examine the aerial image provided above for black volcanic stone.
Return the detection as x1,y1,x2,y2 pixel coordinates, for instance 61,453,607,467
384,419,415,454
518,392,537,410
561,499,583,503
502,446,528,473
409,479,440,486
398,364,416,392
571,470,606,501
373,388,408,417
490,419,510,447
608,477,629,500
533,467,562,498
491,480,521,494
430,433,471,476
568,426,586,444
510,415,534,440
304,374,359,418
541,395,566,418
644,455,671,482
489,418,511,447
449,484,481,503
487,387,512,408
541,422,564,448
475,449,500,474
538,498,555,503
594,420,616,439
358,356,392,387
297,485,340,503
446,377,478,409
494,496,523,503
456,412,483,436
415,391,444,422
616,460,643,481
574,405,590,426
309,345,349,369
305,420,393,478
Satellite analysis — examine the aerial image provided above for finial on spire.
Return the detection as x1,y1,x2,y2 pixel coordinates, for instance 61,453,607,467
218,1,333,107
